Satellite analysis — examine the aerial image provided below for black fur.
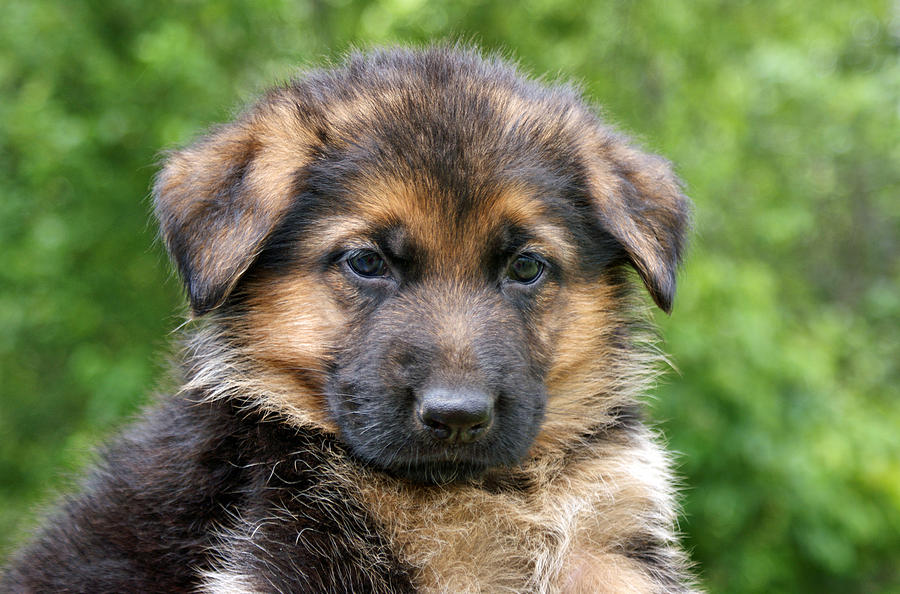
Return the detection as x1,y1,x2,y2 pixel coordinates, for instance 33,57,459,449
2,393,414,593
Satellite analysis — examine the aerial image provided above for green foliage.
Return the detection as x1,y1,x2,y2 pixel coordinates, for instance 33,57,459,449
1,1,897,591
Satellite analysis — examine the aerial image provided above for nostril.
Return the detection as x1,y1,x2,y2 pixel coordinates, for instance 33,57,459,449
417,386,494,443
421,417,452,441
460,421,489,443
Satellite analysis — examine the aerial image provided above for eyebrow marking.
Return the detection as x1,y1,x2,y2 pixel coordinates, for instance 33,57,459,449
302,175,578,282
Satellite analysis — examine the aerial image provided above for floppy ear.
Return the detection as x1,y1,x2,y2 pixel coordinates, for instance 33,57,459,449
154,95,316,316
583,132,691,313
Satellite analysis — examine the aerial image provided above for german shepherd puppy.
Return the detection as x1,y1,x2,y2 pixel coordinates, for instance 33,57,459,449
3,47,695,593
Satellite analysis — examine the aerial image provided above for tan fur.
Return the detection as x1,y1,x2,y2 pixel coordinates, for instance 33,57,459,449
237,275,346,431
179,326,333,430
535,282,661,451
347,177,575,271
336,429,677,593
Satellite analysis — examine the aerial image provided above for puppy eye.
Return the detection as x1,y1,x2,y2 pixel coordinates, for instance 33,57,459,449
347,250,388,278
507,255,543,284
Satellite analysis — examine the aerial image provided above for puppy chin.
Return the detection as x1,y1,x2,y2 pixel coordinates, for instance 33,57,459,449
384,461,490,485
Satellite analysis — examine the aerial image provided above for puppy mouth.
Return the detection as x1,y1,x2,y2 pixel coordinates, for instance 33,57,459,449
343,429,501,484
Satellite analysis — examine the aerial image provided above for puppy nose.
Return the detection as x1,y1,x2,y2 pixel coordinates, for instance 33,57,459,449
417,387,494,444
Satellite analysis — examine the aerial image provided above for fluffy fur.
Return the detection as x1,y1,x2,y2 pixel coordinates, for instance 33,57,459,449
2,46,696,593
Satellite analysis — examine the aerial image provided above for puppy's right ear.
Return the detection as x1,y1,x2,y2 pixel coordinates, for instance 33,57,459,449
154,96,315,316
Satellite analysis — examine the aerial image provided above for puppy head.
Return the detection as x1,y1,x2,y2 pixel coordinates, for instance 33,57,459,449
154,47,690,483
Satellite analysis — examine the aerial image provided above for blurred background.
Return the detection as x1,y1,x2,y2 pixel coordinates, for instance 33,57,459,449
1,0,897,591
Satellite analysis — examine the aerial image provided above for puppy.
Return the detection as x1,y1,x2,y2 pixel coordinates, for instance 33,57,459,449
2,46,695,593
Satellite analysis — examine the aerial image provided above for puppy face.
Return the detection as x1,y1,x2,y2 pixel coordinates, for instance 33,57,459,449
154,48,689,484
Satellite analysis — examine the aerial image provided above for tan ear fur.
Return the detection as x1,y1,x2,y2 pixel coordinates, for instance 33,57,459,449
584,132,690,313
153,93,316,316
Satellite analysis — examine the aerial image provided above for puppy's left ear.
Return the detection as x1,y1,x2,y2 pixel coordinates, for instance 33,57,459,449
583,132,691,313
